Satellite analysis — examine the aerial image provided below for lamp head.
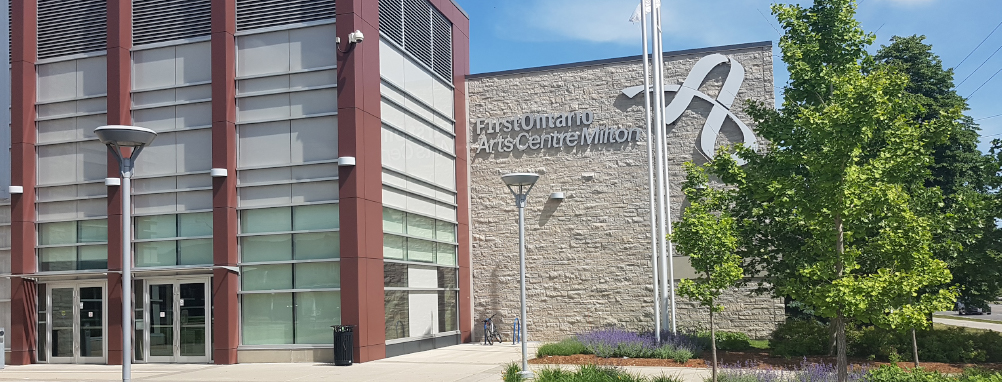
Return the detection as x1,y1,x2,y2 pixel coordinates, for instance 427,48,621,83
501,173,540,187
94,125,158,148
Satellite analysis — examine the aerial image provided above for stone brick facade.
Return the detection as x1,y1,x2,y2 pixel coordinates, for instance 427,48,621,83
466,42,784,341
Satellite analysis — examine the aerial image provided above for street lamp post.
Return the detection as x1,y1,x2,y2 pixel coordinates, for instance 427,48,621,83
94,125,158,382
501,172,539,380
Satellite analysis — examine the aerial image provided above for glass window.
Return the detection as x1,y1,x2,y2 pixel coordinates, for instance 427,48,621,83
136,241,177,267
383,208,405,234
241,207,292,234
437,267,457,290
435,221,455,243
408,239,435,263
179,212,213,237
39,221,77,245
294,291,341,344
136,215,177,240
241,234,293,263
242,264,293,291
383,235,405,260
407,214,435,239
78,220,108,243
293,204,339,231
178,239,213,265
384,291,409,340
436,244,456,266
438,290,458,333
294,232,339,260
384,263,407,288
294,262,340,289
78,245,108,270
242,293,294,345
38,247,76,271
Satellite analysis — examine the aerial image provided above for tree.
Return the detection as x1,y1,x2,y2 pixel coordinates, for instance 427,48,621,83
707,1,958,381
875,34,1002,368
672,162,743,382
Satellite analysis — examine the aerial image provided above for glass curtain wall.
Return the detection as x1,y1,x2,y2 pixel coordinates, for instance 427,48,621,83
35,56,109,272
234,22,342,346
131,41,214,268
379,7,459,342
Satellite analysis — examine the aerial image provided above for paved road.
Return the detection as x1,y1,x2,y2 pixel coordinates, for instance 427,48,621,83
933,316,1002,332
0,343,710,382
935,303,1002,322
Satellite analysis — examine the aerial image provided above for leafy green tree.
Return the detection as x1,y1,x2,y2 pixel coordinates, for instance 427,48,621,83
874,34,1002,368
706,1,958,380
672,162,743,382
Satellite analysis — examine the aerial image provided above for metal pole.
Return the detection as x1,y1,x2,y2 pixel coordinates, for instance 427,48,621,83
517,190,531,379
649,0,672,334
639,3,661,340
122,161,132,382
653,4,678,334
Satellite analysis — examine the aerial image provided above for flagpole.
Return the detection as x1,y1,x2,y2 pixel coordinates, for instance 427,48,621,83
651,0,677,334
648,0,672,334
637,0,661,340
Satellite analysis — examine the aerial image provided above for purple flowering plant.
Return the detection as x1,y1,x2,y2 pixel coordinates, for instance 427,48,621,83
717,359,871,382
575,328,703,363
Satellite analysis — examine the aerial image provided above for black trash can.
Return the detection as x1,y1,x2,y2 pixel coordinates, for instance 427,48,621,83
332,325,354,366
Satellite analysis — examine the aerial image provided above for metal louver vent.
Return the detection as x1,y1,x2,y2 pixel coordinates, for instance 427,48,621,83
378,0,403,46
236,0,335,32
379,0,453,82
133,0,211,46
37,0,107,60
431,10,452,80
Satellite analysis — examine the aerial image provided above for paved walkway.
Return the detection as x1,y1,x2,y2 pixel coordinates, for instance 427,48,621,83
0,343,710,382
933,316,1002,332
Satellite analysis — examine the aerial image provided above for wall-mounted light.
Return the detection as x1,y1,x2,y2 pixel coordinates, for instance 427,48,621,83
210,168,228,177
338,156,356,167
105,178,121,186
8,186,23,194
549,192,565,200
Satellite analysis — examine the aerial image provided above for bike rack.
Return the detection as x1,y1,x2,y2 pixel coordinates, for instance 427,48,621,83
512,318,521,344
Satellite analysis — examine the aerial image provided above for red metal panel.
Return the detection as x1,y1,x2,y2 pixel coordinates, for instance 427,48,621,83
211,0,239,364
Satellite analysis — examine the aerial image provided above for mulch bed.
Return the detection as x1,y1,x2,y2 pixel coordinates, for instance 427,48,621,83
529,350,1002,374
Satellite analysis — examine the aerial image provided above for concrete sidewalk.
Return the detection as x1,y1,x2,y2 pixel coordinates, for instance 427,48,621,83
0,343,708,382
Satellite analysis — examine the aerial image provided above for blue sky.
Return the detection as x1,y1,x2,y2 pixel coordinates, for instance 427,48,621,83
454,0,1002,153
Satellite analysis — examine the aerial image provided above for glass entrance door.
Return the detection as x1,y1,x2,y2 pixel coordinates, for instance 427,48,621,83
47,284,106,364
144,279,210,363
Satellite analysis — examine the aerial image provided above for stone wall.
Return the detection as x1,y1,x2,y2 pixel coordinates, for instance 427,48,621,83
466,43,784,342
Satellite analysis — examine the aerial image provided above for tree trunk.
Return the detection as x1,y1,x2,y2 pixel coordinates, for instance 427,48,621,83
835,311,848,382
711,308,718,382
835,215,848,382
912,327,920,368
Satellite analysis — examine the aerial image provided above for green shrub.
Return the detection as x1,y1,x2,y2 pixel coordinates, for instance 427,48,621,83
537,338,591,357
651,345,694,363
696,331,753,352
535,365,649,382
769,319,830,357
502,362,525,382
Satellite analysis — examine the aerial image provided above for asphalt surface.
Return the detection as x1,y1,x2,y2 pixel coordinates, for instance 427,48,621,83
935,303,1002,322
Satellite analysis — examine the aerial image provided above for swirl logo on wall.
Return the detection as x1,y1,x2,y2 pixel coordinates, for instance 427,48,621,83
623,53,758,163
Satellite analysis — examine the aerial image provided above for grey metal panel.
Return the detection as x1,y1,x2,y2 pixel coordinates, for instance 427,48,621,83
37,0,107,60
132,0,211,46
236,0,335,32
384,334,459,358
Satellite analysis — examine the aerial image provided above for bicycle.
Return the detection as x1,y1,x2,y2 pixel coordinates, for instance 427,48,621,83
482,314,503,345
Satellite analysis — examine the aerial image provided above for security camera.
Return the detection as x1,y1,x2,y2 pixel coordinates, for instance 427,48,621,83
348,30,364,44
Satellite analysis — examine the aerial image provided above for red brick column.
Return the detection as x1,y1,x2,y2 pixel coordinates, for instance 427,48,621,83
105,0,132,365
9,0,38,365
211,0,240,365
336,0,385,363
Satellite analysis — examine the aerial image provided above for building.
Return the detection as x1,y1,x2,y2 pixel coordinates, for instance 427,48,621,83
466,42,785,341
3,0,471,365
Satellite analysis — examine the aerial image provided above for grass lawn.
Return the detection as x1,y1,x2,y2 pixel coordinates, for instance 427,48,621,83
748,339,769,350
